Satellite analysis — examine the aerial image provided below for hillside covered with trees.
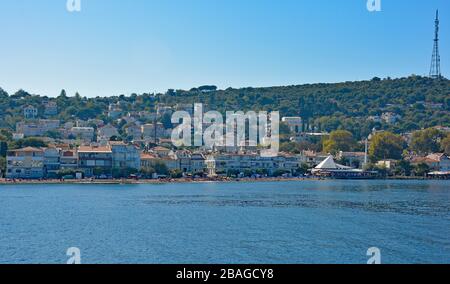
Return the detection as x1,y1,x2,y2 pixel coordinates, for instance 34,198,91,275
0,75,449,140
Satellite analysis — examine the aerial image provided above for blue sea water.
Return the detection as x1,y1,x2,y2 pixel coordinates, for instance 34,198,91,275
0,180,449,264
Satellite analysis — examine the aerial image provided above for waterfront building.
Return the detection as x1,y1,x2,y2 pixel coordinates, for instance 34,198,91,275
205,153,301,176
60,150,78,171
109,141,141,170
376,159,398,170
43,147,61,178
190,153,206,175
140,152,179,173
176,150,191,173
6,147,45,179
77,146,113,177
412,153,450,171
174,151,206,175
312,156,377,179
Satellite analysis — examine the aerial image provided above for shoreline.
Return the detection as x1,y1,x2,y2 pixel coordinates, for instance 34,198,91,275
0,176,437,185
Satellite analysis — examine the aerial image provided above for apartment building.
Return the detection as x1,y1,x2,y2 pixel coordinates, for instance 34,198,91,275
77,146,113,177
110,141,141,170
23,105,38,119
43,147,61,178
70,127,95,142
205,153,301,176
6,147,45,179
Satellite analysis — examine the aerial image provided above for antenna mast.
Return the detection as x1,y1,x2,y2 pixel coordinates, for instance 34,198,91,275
430,10,442,79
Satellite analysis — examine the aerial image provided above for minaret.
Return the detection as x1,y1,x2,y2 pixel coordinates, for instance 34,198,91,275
430,10,442,79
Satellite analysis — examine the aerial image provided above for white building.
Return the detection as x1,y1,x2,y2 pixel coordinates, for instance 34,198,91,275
6,147,45,179
108,103,122,119
23,105,38,119
43,147,61,178
142,123,167,142
125,124,142,140
16,120,60,137
60,149,78,170
70,127,95,142
381,112,402,124
109,141,141,170
44,101,58,116
156,105,173,118
205,153,301,176
98,124,119,141
282,117,303,134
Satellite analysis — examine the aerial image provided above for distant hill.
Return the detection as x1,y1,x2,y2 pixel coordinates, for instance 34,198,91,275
1,75,449,139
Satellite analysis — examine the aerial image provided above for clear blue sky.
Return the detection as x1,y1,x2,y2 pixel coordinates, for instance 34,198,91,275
0,0,448,97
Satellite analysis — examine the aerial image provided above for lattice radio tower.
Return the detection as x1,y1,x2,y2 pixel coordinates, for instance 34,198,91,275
430,10,442,79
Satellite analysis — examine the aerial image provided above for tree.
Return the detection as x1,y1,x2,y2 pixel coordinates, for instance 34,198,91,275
369,132,405,161
413,163,430,177
441,134,450,154
272,169,290,177
323,130,356,154
0,157,6,175
10,138,48,149
58,89,68,99
295,163,310,176
170,169,183,178
161,113,173,129
57,169,78,179
93,167,108,177
0,88,8,98
410,128,443,155
112,167,138,178
394,160,412,176
154,162,169,175
0,140,7,157
45,130,62,140
140,167,156,178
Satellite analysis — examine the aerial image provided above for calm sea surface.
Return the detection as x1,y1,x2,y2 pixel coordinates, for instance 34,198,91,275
0,180,449,264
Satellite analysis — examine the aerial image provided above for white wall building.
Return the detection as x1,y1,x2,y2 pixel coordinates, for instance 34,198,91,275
70,127,95,142
6,147,45,179
98,124,119,141
110,141,141,170
23,105,38,119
